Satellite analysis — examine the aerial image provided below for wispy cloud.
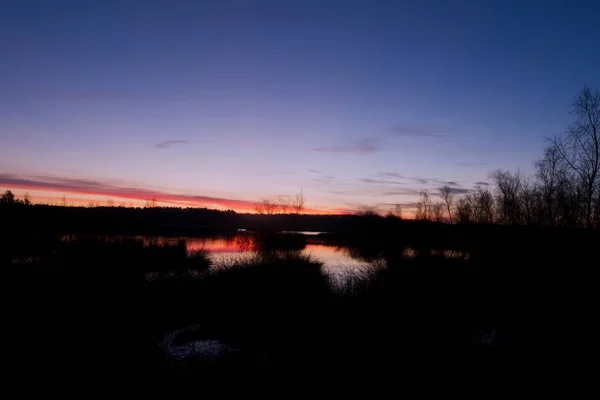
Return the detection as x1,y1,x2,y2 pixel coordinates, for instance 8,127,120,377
364,173,462,188
358,178,403,185
312,138,380,154
155,140,189,149
381,188,423,196
445,188,471,195
0,173,259,211
376,172,404,179
405,176,462,187
308,169,321,174
457,162,488,167
378,201,421,209
474,181,490,186
390,124,449,138
309,173,335,184
410,177,429,185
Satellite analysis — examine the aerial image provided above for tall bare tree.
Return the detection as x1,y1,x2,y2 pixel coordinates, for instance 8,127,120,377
255,198,278,215
493,169,523,224
392,204,403,219
415,190,432,220
473,187,495,223
432,202,444,222
549,87,600,227
438,185,454,223
454,197,473,224
519,179,538,226
277,195,291,214
291,191,305,213
535,145,565,226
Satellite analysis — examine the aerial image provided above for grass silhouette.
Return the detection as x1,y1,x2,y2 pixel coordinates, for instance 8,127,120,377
4,229,597,385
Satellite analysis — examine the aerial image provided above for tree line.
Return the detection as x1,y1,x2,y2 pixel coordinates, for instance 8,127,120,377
254,192,305,214
415,87,600,228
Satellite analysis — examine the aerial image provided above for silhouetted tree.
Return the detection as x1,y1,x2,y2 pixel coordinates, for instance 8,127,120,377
455,197,473,224
439,186,454,223
415,190,432,220
493,169,523,224
519,178,539,225
291,191,305,213
256,198,278,215
549,87,600,227
432,202,444,222
391,204,403,219
477,187,495,223
535,145,565,226
0,190,31,206
277,195,291,213
145,198,158,208
0,190,17,205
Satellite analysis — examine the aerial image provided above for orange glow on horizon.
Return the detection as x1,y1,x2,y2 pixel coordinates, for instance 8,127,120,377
1,186,351,215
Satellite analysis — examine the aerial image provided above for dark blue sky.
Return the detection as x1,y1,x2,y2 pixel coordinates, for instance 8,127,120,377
1,0,599,212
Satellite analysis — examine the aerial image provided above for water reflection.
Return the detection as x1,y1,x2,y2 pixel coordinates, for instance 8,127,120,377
56,233,469,269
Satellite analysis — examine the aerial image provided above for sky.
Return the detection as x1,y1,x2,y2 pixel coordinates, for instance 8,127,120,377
1,0,599,214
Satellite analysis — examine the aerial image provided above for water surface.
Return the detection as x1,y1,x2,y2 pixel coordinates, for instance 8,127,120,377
149,233,373,272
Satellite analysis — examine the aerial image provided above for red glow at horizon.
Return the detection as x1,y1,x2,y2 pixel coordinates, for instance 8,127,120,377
2,186,351,215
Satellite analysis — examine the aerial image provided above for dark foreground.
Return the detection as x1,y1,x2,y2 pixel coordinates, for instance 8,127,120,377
3,231,597,392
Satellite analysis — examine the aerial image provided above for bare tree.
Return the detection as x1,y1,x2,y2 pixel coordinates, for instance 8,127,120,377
106,198,115,207
61,195,68,207
277,195,291,214
256,198,278,215
415,190,432,220
535,145,565,226
454,197,472,224
432,202,444,222
476,188,495,223
145,198,158,208
438,186,454,223
291,191,305,213
23,193,31,206
462,188,494,224
493,169,523,224
519,179,539,225
549,87,600,227
446,87,599,228
391,204,403,219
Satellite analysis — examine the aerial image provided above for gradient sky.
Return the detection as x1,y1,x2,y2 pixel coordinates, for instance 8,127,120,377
1,0,599,213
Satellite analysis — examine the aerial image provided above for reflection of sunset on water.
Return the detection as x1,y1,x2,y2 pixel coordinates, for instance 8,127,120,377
185,237,241,253
144,235,372,269
303,244,371,269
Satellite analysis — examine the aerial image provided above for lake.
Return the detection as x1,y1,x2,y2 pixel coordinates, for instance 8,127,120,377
53,232,468,279
130,232,374,273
